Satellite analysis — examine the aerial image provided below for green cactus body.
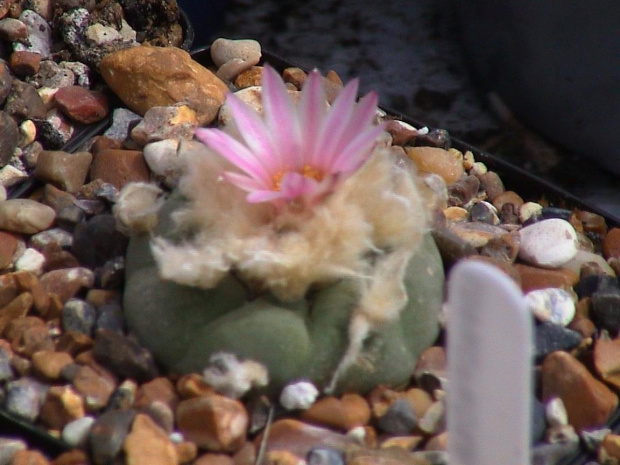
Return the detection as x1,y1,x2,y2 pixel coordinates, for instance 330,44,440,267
123,194,444,394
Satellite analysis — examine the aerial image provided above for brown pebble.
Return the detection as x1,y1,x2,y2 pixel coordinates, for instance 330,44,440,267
54,85,109,124
576,210,608,237
90,135,123,155
40,183,76,212
568,316,597,338
9,50,42,76
403,388,434,420
55,331,94,356
282,67,307,89
347,447,427,465
232,442,256,465
234,66,262,89
405,146,464,185
514,264,579,292
447,174,480,207
124,413,178,465
0,230,20,269
12,321,54,357
413,345,446,389
594,337,620,390
603,228,620,259
0,292,33,335
72,364,117,412
12,450,50,465
542,350,618,432
300,393,371,431
13,271,50,317
31,350,73,380
175,441,198,464
477,170,505,201
34,150,93,194
89,148,150,191
39,267,94,303
51,449,90,465
491,190,524,212
39,385,85,430
424,431,448,451
599,433,620,464
479,233,520,263
176,394,248,452
380,435,424,451
134,376,179,411
0,274,19,308
368,385,403,418
176,373,217,399
194,453,234,465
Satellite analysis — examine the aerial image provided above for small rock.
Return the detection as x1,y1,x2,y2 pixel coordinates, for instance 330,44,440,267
16,10,52,58
301,394,371,431
30,227,73,250
39,385,85,430
376,398,417,435
4,79,47,121
526,288,576,326
71,214,129,268
11,318,54,357
574,274,619,299
603,228,620,259
143,138,183,188
72,364,117,412
476,170,505,201
591,292,620,335
34,150,93,194
0,293,33,335
31,350,73,380
491,190,524,213
104,107,142,141
280,381,319,410
100,46,229,125
405,146,464,185
564,249,617,278
141,400,175,433
62,416,95,448
446,175,480,207
599,433,620,464
546,397,569,427
479,233,519,263
0,438,27,465
518,219,579,268
430,227,477,266
417,400,445,434
62,298,97,335
123,413,178,465
514,264,579,293
90,148,150,190
542,350,618,432
14,248,46,274
307,448,345,465
0,111,18,167
39,267,94,303
11,450,50,465
447,221,507,248
131,105,198,145
95,302,125,332
89,409,137,465
594,336,620,390
468,200,498,224
176,394,248,452
0,18,27,41
134,377,178,411
211,38,261,82
0,346,14,382
0,199,55,234
534,321,582,361
9,50,41,77
546,424,579,444
92,329,159,382
5,377,45,422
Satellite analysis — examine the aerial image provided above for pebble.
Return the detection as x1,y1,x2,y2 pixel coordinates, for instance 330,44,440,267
446,174,480,207
564,249,616,277
53,85,110,125
593,336,620,390
142,138,183,188
0,438,27,465
590,292,620,335
124,413,177,465
405,146,465,185
0,199,55,234
62,415,95,448
446,221,507,248
10,51,42,77
39,385,85,430
534,321,582,361
89,409,137,465
545,397,569,427
176,394,248,452
92,329,159,382
16,10,52,58
280,381,319,410
11,450,50,465
90,148,150,191
519,219,579,268
417,400,445,434
100,46,229,125
30,227,73,250
479,232,519,263
211,38,262,82
541,350,618,432
95,302,125,333
71,214,129,268
603,227,620,259
5,79,47,121
31,350,73,381
130,104,198,145
375,398,417,435
0,112,18,167
574,274,619,299
5,377,45,422
526,288,576,326
0,18,27,41
468,200,498,224
39,267,94,303
519,201,544,223
62,298,97,335
307,448,346,465
514,263,579,293
301,394,371,431
14,248,45,274
72,364,117,412
104,108,143,141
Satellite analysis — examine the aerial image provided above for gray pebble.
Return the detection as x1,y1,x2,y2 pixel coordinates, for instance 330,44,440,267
96,302,125,333
0,438,27,465
104,107,142,141
591,291,620,336
534,322,582,362
62,415,95,448
142,400,174,433
411,450,449,465
89,409,137,465
5,378,46,422
62,298,97,335
72,214,129,268
307,448,345,465
376,398,417,435
93,329,159,382
531,441,579,465
418,400,445,434
0,346,14,382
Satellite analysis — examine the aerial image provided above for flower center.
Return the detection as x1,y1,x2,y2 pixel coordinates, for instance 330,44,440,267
272,165,325,191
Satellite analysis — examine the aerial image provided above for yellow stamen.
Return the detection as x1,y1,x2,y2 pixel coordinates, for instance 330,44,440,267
272,165,325,191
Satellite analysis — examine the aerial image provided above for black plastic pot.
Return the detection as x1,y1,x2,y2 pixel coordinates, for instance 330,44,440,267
452,1,620,175
4,46,620,463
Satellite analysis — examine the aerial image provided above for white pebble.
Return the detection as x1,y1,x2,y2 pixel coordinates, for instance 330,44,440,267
519,202,544,223
143,139,182,188
545,397,568,427
563,249,616,277
0,165,28,188
279,381,319,410
85,23,122,45
62,416,95,447
518,219,579,268
211,38,261,67
525,288,576,326
169,432,185,444
14,248,45,275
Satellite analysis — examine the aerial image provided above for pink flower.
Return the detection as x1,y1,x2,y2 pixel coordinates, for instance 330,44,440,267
195,64,384,206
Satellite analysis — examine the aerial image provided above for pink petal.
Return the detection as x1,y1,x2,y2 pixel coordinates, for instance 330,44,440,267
195,128,271,185
261,65,301,168
313,78,359,169
330,123,385,172
226,94,280,171
279,171,319,199
338,91,380,152
222,171,269,192
298,69,327,166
